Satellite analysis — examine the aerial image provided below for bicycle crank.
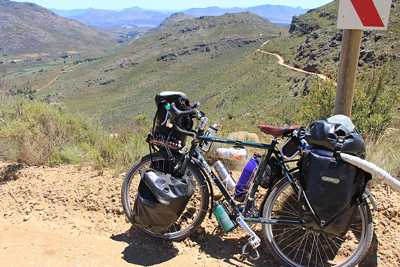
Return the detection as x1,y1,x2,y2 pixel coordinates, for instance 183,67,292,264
236,217,261,260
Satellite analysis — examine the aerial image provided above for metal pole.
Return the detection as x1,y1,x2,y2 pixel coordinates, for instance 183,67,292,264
334,29,363,117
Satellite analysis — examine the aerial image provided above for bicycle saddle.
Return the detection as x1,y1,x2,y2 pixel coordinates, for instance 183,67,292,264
258,125,299,138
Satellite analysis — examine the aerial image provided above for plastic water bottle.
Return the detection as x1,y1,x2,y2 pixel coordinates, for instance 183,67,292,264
200,124,218,152
212,202,235,233
215,147,248,161
213,160,236,191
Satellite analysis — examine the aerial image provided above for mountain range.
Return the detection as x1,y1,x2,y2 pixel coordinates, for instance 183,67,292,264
0,0,119,54
52,4,308,28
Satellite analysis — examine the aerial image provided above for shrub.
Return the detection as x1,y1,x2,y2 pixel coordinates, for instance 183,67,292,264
298,64,399,137
0,96,99,165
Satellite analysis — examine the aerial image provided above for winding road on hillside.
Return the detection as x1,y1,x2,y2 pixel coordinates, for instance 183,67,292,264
257,40,333,82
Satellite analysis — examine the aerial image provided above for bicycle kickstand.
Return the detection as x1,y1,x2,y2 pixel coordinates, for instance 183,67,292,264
236,217,261,260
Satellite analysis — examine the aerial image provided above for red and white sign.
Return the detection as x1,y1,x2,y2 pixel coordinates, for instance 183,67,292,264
338,0,392,30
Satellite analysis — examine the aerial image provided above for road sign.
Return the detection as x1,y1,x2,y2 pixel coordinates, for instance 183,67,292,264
337,0,392,30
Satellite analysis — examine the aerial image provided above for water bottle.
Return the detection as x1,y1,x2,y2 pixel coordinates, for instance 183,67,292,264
234,155,260,202
212,202,236,233
213,160,236,191
200,123,218,152
215,147,248,161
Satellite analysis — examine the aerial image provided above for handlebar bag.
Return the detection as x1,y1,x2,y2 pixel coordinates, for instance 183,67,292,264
132,168,196,235
151,92,193,149
298,149,366,237
304,120,366,158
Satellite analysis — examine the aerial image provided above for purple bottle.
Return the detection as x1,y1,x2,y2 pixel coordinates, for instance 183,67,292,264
234,156,259,202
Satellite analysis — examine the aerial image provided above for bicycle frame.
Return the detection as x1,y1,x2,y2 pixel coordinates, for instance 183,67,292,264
178,133,302,226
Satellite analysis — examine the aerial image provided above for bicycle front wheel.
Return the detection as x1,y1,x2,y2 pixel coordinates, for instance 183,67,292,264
121,153,209,240
262,177,373,267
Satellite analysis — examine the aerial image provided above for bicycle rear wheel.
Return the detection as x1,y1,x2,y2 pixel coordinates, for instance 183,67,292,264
121,153,209,240
261,177,373,267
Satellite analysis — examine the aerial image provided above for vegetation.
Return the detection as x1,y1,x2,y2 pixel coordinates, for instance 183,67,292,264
298,64,399,137
0,96,150,175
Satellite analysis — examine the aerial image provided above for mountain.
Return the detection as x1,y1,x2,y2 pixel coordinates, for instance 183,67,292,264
69,9,169,27
39,12,297,129
58,4,308,28
0,0,118,54
49,8,93,17
184,5,308,24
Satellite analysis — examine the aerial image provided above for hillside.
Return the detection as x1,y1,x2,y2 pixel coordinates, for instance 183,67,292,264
40,12,311,130
0,0,119,55
263,0,400,79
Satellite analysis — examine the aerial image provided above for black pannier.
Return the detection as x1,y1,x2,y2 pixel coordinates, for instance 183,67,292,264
304,120,366,158
298,118,369,237
150,92,193,149
298,149,365,237
132,168,196,235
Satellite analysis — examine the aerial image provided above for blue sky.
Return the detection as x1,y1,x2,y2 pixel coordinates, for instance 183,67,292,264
13,0,333,11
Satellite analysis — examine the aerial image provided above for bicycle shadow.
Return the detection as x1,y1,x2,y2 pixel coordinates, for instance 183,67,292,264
111,229,179,265
111,225,281,266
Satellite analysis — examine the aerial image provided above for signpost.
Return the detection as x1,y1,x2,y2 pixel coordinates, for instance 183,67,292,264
334,0,392,116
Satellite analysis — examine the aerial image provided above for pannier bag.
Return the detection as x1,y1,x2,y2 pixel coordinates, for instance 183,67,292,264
298,149,365,237
150,92,193,149
298,116,368,237
132,168,196,235
304,119,366,158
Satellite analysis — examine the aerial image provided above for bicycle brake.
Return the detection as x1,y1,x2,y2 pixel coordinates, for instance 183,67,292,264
237,216,261,261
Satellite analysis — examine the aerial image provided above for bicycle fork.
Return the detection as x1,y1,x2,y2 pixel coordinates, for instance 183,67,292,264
237,216,261,260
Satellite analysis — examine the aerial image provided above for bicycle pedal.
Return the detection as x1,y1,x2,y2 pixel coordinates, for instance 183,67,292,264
242,241,260,261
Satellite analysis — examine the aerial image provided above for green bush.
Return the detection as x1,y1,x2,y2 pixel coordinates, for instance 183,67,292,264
0,96,151,170
298,65,399,137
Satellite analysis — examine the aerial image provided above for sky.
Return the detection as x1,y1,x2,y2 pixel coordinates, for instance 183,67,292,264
13,0,333,11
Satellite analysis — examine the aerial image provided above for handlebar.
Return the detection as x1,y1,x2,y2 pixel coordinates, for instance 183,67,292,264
169,102,203,137
170,102,199,118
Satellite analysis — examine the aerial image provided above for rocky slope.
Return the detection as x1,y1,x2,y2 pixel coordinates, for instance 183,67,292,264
263,0,400,76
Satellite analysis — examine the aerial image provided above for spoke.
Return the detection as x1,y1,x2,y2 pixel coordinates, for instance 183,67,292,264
280,195,298,215
315,234,328,267
308,233,317,267
322,234,336,260
317,234,334,266
300,231,310,265
275,226,304,246
272,209,299,218
289,229,308,261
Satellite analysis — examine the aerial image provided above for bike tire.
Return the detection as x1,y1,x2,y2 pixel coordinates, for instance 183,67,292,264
121,153,209,240
261,176,373,267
